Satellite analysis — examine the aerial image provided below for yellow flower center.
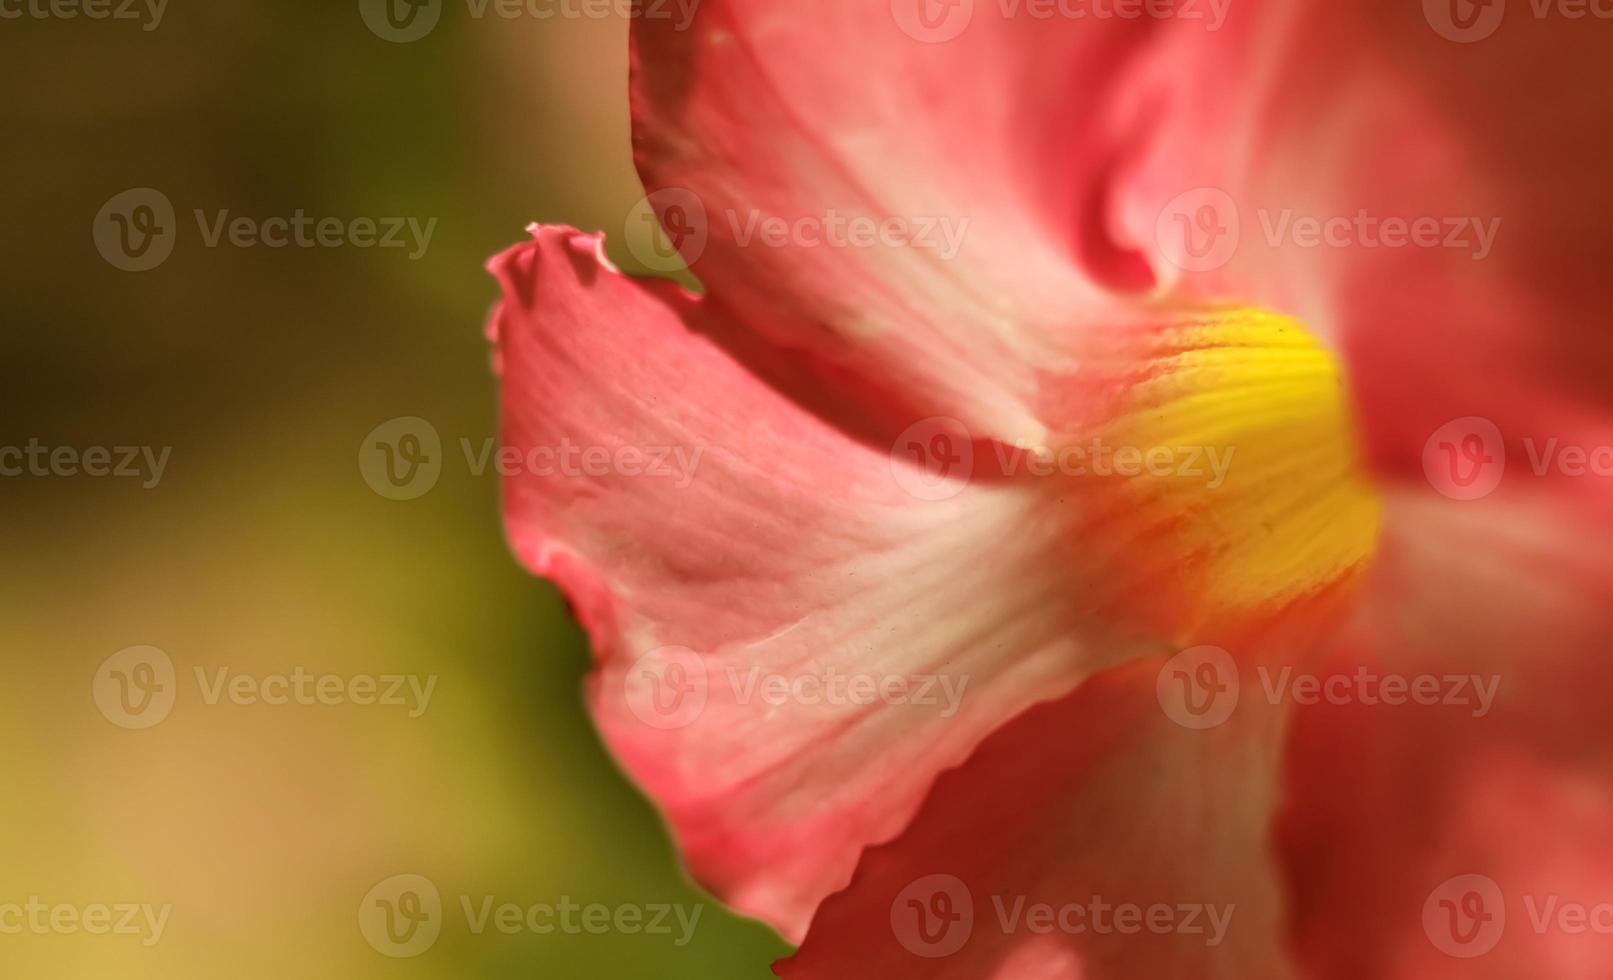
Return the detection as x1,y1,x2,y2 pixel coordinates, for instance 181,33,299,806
1082,307,1381,640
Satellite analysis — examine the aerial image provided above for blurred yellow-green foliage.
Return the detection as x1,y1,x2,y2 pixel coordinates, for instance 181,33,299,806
1,2,789,976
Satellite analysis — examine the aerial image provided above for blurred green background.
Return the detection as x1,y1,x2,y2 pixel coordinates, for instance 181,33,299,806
2,1,788,976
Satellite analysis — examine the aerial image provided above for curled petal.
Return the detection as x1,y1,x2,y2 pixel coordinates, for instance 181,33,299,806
491,226,1151,938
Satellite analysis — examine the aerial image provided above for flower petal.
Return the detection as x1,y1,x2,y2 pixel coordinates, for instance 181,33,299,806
1100,2,1613,476
1278,488,1613,979
634,1,1613,474
779,657,1293,980
490,226,1146,939
628,3,1183,440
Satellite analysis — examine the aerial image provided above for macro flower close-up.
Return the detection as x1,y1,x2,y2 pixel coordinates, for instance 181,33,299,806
490,2,1613,977
9,0,1611,977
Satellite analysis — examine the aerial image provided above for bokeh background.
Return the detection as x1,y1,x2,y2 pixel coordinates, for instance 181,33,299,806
2,2,789,976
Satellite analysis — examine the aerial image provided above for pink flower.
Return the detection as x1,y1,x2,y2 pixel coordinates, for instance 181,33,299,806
488,2,1613,977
